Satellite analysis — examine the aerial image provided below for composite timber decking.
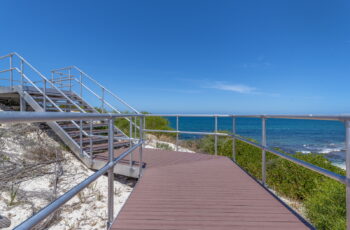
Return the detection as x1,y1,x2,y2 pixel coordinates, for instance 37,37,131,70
110,148,311,230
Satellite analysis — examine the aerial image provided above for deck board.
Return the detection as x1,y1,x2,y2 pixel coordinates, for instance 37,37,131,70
110,148,311,230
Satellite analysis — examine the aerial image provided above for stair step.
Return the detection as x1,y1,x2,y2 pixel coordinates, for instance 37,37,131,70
84,141,130,153
68,130,124,138
60,123,108,130
79,137,108,145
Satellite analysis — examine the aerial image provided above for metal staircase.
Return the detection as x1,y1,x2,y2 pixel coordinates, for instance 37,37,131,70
0,53,141,178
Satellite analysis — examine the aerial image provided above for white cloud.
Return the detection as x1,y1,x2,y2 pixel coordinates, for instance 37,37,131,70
211,82,256,94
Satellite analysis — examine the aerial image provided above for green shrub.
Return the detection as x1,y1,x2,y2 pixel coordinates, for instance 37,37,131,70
114,112,174,138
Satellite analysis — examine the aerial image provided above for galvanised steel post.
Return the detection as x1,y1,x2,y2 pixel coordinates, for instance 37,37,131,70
214,116,218,155
262,118,267,186
101,88,105,113
20,60,24,112
129,118,133,145
9,54,13,88
232,116,236,161
139,116,144,178
129,118,133,169
176,116,179,151
79,120,83,157
43,79,47,111
20,60,24,88
68,69,71,94
89,120,93,158
346,120,350,230
134,117,137,139
80,72,83,98
107,118,115,228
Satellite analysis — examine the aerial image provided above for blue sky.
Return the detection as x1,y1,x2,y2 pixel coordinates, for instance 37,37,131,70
0,0,349,114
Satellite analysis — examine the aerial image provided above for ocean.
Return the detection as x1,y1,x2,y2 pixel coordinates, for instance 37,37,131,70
165,117,346,168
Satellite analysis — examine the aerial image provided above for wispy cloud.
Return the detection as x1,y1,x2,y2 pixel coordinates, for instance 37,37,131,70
204,81,280,97
209,82,256,94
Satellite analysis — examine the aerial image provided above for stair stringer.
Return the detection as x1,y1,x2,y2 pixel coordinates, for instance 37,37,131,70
19,89,92,165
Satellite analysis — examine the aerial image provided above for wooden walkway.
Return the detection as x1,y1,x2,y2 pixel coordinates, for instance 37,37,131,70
110,148,311,230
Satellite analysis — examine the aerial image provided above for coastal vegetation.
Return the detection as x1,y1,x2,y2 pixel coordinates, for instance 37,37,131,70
114,112,174,137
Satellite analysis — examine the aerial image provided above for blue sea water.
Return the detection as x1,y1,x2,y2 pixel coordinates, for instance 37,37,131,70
165,117,346,168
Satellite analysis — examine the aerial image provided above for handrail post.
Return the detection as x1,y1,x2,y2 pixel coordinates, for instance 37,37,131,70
262,117,267,185
129,118,133,144
232,116,236,162
20,60,25,112
107,118,115,228
20,60,24,88
79,72,83,98
43,79,47,111
79,120,83,156
89,119,93,158
134,117,137,139
129,117,133,169
139,116,144,178
214,115,218,155
9,54,13,88
345,120,350,230
176,116,179,151
68,69,72,94
101,88,105,113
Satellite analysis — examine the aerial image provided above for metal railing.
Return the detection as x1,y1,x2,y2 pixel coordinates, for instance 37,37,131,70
0,53,137,160
50,66,141,138
143,114,350,229
0,112,144,230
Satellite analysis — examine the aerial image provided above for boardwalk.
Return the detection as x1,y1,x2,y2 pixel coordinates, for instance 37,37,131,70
110,148,311,230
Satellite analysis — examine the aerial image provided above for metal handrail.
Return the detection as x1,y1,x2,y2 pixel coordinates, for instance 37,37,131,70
11,67,91,138
51,66,140,114
0,112,144,230
72,78,141,130
51,66,141,138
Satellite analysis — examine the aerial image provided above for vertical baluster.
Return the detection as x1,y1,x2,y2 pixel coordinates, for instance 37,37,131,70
262,117,267,185
345,120,350,230
68,69,71,93
9,54,13,88
214,115,218,156
129,118,133,168
107,118,114,228
232,116,236,162
20,60,25,111
176,116,179,151
43,79,46,111
79,120,83,156
80,72,83,98
129,118,133,141
101,88,105,113
89,119,93,158
68,69,72,112
134,117,137,139
139,116,144,178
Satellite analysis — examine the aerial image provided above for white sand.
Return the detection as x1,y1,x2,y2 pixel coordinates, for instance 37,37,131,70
0,124,133,229
144,134,194,153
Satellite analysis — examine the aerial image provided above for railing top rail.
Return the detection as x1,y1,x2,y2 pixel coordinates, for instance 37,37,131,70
144,114,350,121
0,111,144,124
0,53,14,60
